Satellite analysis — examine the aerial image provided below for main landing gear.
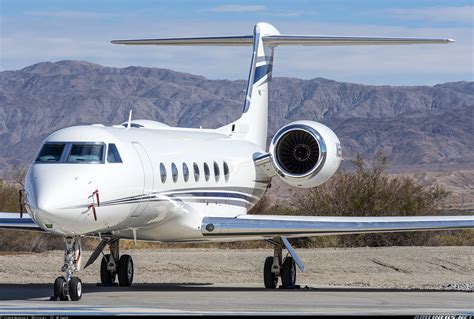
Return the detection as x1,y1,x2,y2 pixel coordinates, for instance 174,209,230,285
263,238,301,289
98,238,134,286
53,236,83,301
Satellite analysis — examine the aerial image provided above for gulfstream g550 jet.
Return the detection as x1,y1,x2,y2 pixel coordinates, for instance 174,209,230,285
1,22,472,301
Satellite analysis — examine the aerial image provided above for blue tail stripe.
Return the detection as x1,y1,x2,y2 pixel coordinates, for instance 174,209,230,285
253,64,272,83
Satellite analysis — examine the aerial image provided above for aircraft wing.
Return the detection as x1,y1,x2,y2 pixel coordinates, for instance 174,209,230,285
201,214,474,239
0,212,43,231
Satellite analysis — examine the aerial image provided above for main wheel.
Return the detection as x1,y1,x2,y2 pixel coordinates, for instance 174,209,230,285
281,256,296,289
118,254,134,287
100,254,116,284
69,277,82,301
263,256,278,289
54,276,68,301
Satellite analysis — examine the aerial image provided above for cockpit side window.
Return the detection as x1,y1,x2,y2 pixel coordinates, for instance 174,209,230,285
35,143,66,163
107,144,123,163
67,144,104,163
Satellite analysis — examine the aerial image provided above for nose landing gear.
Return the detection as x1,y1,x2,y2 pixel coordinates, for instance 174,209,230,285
52,236,83,301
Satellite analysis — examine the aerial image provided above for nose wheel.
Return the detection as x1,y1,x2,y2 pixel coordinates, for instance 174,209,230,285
52,236,83,301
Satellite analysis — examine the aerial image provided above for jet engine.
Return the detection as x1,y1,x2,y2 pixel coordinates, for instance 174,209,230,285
267,120,342,188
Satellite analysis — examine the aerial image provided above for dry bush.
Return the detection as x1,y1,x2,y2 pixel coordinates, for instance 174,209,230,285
290,152,472,247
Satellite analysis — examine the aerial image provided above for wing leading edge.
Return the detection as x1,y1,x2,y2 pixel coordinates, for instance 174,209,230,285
0,212,43,231
201,215,474,239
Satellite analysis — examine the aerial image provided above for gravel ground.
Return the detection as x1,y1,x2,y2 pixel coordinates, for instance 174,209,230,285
0,246,472,291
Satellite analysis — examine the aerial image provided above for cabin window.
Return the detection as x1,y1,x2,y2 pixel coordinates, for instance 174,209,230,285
213,161,220,182
223,161,230,182
66,143,104,163
171,163,178,183
35,143,66,163
183,163,189,182
107,144,123,163
160,163,167,183
193,162,200,182
204,163,210,182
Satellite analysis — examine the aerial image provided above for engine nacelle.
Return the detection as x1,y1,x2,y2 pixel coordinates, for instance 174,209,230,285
269,120,342,188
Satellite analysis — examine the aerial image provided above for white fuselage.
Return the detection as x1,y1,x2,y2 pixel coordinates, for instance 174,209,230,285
25,123,270,242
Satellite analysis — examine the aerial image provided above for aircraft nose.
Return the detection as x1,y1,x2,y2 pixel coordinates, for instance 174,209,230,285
24,163,102,235
25,171,57,222
24,165,75,233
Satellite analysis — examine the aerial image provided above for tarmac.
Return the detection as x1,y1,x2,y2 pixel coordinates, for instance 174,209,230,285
0,283,472,315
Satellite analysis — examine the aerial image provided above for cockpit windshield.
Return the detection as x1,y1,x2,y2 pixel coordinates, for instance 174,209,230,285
67,144,104,163
35,142,110,164
35,143,66,162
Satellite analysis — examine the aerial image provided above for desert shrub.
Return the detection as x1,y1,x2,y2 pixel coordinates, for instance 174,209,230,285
289,152,473,247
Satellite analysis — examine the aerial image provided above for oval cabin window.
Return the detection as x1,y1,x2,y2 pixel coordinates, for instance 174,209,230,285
223,161,230,182
171,163,178,183
193,162,200,182
204,163,210,182
160,163,167,183
213,161,220,182
183,163,189,182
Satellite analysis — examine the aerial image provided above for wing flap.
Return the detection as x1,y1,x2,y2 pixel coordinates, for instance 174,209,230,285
202,215,473,239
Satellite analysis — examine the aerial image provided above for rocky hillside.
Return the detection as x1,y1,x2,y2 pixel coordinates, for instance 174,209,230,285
0,60,472,171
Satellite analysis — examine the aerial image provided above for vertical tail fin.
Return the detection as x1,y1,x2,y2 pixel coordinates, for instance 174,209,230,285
112,23,454,151
232,22,280,150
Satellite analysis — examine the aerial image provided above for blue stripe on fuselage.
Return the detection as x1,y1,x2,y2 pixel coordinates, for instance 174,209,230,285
168,191,256,203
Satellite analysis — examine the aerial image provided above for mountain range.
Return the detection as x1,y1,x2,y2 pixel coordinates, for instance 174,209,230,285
0,60,472,173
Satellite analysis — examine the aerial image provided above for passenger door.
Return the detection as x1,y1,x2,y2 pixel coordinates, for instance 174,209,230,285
131,142,154,217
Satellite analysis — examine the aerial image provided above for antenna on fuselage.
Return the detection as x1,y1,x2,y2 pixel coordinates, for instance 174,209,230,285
127,110,133,129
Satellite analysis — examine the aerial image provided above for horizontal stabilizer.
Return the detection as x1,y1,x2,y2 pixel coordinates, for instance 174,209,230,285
112,36,253,46
112,35,454,46
263,35,455,46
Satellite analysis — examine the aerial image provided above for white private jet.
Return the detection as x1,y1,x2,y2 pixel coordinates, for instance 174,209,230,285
1,22,472,301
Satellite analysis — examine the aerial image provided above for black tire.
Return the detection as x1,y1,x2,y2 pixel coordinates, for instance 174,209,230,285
69,277,82,301
118,254,134,287
281,257,296,289
100,254,116,284
263,256,278,289
54,276,68,301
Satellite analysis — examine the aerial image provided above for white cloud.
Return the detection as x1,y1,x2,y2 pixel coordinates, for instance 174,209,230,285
389,6,473,24
207,5,266,13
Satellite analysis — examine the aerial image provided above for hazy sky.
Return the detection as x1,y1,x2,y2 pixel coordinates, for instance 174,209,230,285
1,0,472,85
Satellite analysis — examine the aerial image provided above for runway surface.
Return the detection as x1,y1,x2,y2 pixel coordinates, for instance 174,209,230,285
0,283,472,315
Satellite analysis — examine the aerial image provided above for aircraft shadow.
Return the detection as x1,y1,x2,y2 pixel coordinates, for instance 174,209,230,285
0,283,466,301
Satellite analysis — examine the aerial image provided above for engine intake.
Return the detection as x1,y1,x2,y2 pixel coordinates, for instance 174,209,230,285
268,120,341,188
275,129,321,175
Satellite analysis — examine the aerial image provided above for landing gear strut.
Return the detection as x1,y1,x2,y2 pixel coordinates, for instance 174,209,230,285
53,236,83,301
263,238,301,289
